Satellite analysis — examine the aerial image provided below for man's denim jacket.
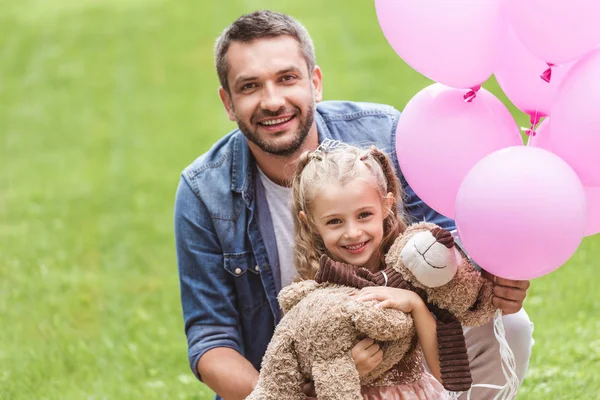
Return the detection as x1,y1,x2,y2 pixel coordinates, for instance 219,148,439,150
174,101,454,391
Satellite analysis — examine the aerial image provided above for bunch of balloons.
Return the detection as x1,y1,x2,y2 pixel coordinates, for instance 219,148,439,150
375,0,600,279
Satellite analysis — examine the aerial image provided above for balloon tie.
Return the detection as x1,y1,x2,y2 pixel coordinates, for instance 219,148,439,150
463,85,481,103
540,63,555,83
522,113,542,137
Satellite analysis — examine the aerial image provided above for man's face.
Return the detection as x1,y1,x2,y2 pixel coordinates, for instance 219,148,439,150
219,36,323,156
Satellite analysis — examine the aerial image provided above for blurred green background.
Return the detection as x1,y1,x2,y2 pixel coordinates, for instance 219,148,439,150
1,0,598,399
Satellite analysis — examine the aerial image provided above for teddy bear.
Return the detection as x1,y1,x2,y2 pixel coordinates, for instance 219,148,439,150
315,222,498,392
245,222,497,400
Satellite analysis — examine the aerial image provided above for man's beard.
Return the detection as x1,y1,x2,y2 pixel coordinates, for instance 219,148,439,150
235,103,315,157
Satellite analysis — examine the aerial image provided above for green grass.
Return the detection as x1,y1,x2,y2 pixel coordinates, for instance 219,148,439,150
1,0,598,399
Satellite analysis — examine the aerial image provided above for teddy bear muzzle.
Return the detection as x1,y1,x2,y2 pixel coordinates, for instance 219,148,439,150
399,229,461,288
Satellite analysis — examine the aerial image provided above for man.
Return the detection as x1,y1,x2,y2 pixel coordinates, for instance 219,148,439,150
174,10,533,400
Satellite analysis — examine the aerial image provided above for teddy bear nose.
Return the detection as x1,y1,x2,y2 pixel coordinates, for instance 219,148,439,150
431,227,454,249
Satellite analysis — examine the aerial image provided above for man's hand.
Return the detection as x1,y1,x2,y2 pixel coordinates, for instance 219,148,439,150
482,270,530,315
351,337,383,377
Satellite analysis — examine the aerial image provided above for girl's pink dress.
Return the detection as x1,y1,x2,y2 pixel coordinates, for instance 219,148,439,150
360,343,451,400
361,370,450,400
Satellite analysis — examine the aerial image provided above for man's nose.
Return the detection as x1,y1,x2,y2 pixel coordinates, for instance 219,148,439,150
260,83,285,112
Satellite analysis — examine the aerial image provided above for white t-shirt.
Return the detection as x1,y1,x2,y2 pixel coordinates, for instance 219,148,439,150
257,168,297,289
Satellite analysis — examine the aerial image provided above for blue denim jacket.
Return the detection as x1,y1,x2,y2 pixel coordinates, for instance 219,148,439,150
174,101,455,397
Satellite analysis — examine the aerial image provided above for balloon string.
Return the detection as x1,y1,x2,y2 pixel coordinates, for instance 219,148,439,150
523,113,541,138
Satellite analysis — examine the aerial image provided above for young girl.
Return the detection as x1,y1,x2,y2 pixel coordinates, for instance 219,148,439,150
291,141,450,400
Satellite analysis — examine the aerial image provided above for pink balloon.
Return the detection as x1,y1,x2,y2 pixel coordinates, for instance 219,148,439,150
531,120,600,237
395,83,522,219
548,48,600,186
495,27,574,118
455,146,587,280
503,0,600,64
584,187,600,236
375,0,505,89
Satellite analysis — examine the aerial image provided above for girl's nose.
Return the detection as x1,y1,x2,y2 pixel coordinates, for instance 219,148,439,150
344,223,363,240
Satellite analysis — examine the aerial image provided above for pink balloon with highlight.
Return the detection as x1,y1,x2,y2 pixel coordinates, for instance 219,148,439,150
548,48,600,187
503,0,600,64
495,28,574,119
395,83,522,219
455,146,587,280
375,0,504,89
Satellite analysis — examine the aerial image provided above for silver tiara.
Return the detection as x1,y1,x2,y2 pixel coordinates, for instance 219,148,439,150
311,139,347,160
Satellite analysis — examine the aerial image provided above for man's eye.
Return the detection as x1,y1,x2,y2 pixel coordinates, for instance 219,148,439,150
241,83,258,91
281,75,297,82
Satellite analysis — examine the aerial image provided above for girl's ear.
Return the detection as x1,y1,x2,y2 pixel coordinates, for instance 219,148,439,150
385,192,394,214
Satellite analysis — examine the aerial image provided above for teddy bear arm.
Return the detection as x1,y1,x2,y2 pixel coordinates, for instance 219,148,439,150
351,301,414,342
278,280,320,314
312,353,363,400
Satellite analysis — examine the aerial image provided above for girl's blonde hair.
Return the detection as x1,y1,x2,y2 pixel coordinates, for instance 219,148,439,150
291,144,407,280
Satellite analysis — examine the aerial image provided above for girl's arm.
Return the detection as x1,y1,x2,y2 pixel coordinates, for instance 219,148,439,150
355,287,441,382
408,295,441,381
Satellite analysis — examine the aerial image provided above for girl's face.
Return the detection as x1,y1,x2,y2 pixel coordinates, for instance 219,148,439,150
309,179,390,273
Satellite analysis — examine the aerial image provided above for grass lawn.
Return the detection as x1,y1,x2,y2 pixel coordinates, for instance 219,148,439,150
1,0,598,399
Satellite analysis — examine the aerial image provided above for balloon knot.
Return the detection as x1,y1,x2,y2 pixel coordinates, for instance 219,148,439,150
463,85,481,103
540,63,555,83
529,113,542,126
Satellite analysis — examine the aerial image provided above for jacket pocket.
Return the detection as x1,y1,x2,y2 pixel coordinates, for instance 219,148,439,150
223,252,267,314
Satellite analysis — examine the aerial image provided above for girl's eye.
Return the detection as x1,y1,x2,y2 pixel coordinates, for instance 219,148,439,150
358,212,373,219
326,218,342,225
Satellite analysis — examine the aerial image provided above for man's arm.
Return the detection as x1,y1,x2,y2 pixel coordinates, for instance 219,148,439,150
174,176,255,396
198,348,259,400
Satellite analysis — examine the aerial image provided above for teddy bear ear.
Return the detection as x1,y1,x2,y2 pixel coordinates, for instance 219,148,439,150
278,280,320,313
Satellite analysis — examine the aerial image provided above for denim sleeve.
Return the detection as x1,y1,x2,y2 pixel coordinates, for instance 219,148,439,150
174,176,241,381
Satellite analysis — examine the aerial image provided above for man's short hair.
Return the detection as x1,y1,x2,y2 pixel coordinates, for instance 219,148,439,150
214,10,316,93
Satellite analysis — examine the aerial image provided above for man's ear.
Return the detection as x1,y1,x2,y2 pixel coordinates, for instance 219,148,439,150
311,65,323,103
299,210,308,226
218,87,236,121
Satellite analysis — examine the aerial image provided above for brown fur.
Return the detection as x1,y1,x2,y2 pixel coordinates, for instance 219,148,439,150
247,282,415,400
386,222,496,326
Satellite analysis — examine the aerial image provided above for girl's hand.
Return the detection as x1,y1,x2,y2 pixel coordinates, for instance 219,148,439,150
354,287,423,313
351,338,383,377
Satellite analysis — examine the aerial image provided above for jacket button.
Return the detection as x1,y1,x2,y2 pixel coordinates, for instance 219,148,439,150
235,268,242,275
255,265,260,272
